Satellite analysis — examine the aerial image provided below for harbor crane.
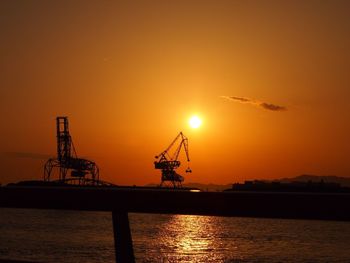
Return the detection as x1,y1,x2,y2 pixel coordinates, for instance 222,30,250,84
154,132,191,188
44,117,100,185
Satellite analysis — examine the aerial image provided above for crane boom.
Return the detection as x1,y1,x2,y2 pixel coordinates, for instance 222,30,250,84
172,132,190,162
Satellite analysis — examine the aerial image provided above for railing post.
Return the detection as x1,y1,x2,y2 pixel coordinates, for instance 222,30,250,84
112,210,135,263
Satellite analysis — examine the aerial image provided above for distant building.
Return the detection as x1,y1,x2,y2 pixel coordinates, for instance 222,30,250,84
227,180,350,193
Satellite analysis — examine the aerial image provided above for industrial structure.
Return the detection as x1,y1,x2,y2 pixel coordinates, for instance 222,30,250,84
154,132,191,188
44,117,100,185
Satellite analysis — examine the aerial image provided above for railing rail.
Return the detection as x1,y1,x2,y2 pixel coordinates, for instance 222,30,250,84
1,186,350,262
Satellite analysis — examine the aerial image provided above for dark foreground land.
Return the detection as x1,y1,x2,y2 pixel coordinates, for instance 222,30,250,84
1,186,350,221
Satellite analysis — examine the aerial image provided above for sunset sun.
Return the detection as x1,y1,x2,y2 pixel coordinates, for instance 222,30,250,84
189,115,202,129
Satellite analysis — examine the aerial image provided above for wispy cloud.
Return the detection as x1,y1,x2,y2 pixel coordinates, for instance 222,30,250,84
221,96,287,112
260,102,287,111
2,152,52,159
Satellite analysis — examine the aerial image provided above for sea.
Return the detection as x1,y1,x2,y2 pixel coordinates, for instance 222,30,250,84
0,208,350,263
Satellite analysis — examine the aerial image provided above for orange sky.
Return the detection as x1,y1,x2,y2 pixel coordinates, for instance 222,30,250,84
1,1,349,185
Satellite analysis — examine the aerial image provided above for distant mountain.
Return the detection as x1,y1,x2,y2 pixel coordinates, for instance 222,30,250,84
186,175,350,190
275,175,350,187
145,175,350,191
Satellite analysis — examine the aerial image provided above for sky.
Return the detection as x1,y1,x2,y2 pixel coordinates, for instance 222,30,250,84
0,0,349,185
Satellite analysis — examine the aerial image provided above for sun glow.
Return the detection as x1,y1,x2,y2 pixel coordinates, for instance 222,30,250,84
189,115,202,129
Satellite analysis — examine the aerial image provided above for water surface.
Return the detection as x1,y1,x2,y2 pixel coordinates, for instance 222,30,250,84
0,208,349,262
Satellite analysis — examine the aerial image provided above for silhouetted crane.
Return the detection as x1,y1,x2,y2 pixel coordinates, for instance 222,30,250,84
44,117,100,185
154,132,191,188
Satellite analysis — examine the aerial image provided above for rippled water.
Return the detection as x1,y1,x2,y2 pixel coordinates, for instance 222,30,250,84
1,208,350,262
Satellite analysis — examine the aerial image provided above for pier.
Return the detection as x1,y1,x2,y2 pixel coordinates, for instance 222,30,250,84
1,186,350,262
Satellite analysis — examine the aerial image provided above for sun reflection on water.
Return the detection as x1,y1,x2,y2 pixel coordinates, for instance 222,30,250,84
156,214,223,261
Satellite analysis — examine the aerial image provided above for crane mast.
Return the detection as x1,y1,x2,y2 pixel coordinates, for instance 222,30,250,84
44,117,100,185
154,132,191,188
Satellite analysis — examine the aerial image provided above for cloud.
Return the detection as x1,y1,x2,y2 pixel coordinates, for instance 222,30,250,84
260,102,287,111
221,96,287,112
229,96,251,103
2,152,52,159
